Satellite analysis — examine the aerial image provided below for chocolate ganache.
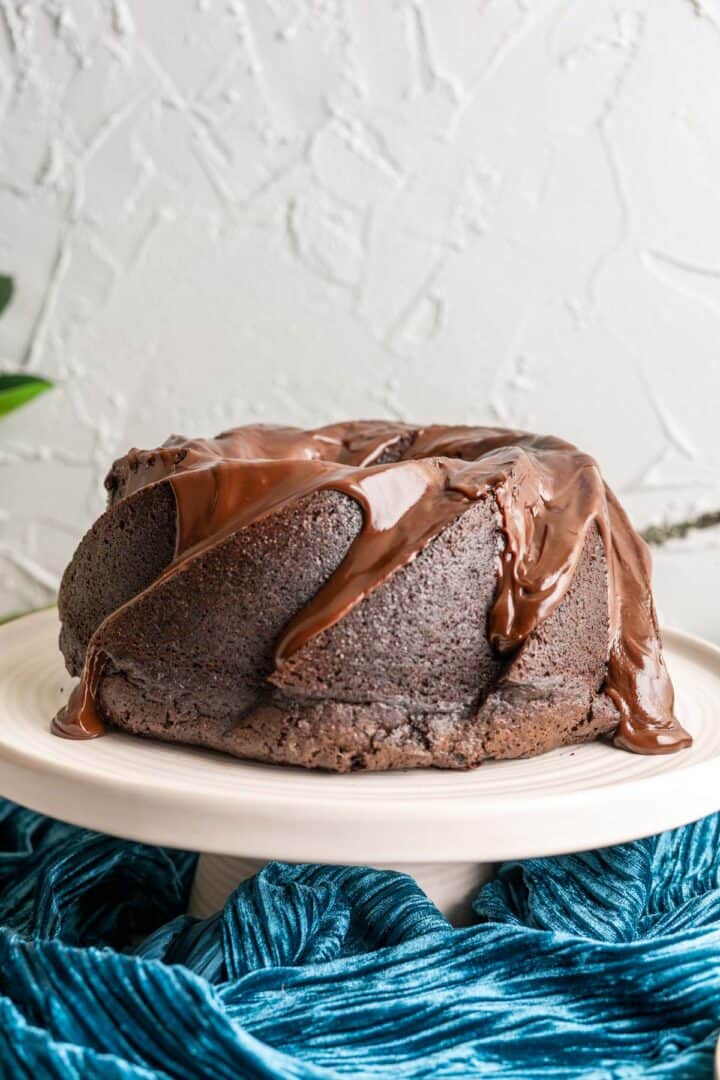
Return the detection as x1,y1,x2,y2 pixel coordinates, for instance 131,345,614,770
53,421,690,766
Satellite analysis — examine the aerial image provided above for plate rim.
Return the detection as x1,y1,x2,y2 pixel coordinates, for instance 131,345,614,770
0,608,719,863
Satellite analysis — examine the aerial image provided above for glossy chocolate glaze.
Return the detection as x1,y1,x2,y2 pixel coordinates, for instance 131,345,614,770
53,422,691,755
52,648,106,739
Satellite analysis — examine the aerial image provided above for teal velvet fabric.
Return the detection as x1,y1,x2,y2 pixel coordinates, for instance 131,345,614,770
1,799,719,1078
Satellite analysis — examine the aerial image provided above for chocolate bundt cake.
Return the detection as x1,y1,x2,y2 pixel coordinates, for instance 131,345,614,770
54,422,691,771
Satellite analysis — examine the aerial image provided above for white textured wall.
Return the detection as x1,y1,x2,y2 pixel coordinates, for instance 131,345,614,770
1,0,719,634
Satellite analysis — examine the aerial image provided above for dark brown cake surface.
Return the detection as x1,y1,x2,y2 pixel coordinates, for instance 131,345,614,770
54,421,691,770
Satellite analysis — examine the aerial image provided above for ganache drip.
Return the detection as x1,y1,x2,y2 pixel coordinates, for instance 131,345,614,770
53,422,691,755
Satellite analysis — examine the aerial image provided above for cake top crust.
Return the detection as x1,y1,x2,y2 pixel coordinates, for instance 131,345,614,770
54,421,691,756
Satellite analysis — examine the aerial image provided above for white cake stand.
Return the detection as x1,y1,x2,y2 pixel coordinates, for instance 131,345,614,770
2,608,720,925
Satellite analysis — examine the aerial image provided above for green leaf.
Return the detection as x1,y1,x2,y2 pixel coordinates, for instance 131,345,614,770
0,275,13,317
0,602,56,625
0,373,53,417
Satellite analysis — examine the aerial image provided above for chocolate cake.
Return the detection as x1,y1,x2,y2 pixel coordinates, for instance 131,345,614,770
53,422,691,771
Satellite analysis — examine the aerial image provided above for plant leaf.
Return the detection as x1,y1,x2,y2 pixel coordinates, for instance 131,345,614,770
0,275,13,317
0,373,53,417
0,603,56,625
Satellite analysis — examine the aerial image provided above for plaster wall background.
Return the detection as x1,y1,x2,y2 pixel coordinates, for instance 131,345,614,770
1,0,719,635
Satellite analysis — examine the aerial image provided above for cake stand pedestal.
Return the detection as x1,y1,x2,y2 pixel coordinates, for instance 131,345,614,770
2,610,720,928
188,855,493,923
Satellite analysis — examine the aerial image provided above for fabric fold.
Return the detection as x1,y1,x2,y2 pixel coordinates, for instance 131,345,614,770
0,799,718,1077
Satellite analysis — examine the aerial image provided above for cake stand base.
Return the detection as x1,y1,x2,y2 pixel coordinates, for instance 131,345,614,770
189,854,495,926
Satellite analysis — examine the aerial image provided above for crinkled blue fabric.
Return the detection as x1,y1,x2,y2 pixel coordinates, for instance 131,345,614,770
0,800,719,1078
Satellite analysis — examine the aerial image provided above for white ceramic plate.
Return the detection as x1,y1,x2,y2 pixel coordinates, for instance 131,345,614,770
1,608,719,864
